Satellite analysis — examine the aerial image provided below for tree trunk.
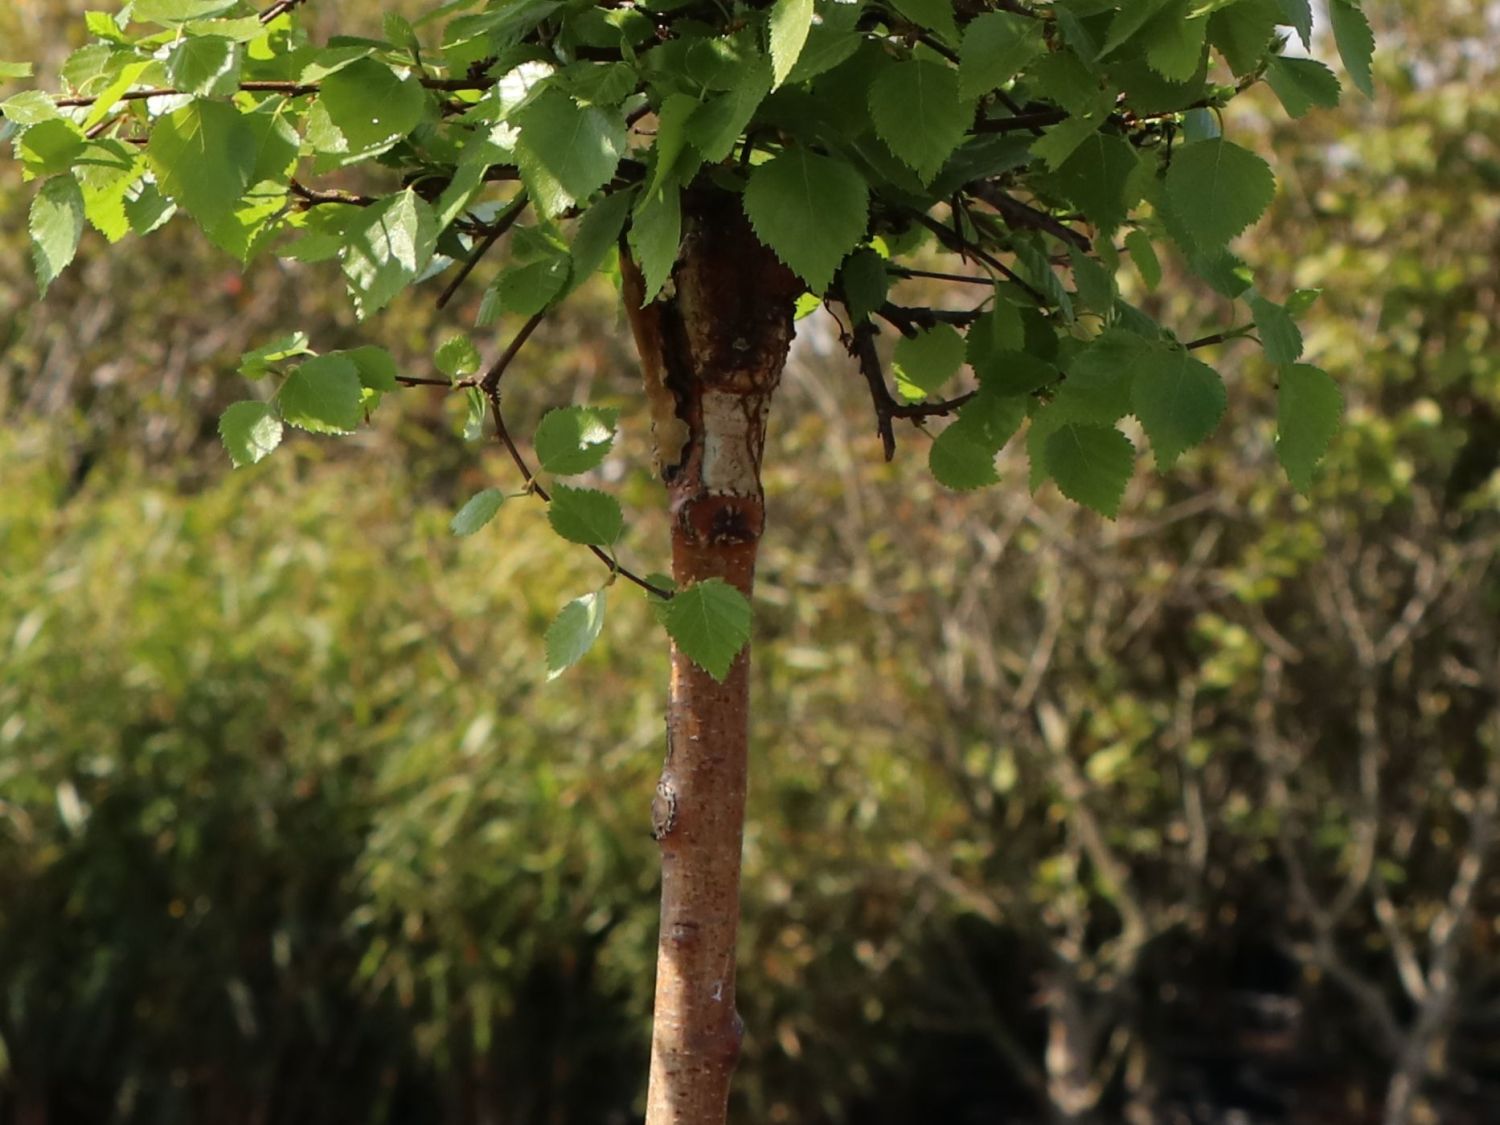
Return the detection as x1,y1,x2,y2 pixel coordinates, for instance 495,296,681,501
620,189,801,1125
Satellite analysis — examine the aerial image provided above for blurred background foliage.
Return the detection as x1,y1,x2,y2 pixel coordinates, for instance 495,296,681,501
3,1,1499,1123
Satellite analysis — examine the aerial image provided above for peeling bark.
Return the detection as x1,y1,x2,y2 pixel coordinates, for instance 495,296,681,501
621,189,800,1125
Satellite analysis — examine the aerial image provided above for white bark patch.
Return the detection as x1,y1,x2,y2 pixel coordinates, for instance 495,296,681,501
700,390,760,496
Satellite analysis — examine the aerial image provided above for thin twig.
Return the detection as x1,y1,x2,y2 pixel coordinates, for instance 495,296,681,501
480,310,547,394
52,75,493,109
908,210,1046,305
436,191,528,310
259,0,309,23
1184,325,1254,350
480,387,671,599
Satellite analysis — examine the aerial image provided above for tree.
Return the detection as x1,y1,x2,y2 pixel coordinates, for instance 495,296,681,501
5,0,1370,1119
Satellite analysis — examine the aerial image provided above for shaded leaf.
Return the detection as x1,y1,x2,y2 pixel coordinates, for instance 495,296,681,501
1265,55,1340,118
659,578,752,682
1044,423,1135,517
1164,138,1275,248
1130,347,1227,468
1329,0,1374,97
892,324,965,401
547,484,623,546
451,489,506,536
278,353,365,434
870,59,970,184
742,148,867,292
1277,363,1341,492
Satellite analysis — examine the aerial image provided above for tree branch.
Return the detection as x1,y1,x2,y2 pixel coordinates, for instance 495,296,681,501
436,191,528,310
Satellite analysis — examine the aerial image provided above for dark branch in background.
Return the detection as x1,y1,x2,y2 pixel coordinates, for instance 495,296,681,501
259,0,309,23
877,302,984,334
907,210,1047,305
849,321,977,461
480,384,671,600
972,110,1067,134
53,75,495,109
398,311,670,599
888,265,994,286
479,309,546,395
287,179,375,208
969,183,1092,253
436,191,529,310
1185,325,1254,350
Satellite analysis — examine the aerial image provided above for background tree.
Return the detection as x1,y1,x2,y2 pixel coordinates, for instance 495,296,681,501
5,0,1385,1121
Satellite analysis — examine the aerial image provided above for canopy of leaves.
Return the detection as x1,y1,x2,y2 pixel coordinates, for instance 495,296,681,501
4,0,1365,670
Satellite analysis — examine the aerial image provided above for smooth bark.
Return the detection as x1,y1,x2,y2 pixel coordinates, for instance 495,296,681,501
620,189,800,1125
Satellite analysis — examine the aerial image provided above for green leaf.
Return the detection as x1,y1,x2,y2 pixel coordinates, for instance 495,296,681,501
1130,347,1227,468
1052,132,1142,231
1207,0,1281,76
514,88,627,217
1249,293,1303,364
239,332,313,378
892,324,965,401
768,0,814,89
1265,55,1340,118
17,119,85,178
534,405,618,475
451,489,506,536
278,353,365,434
1124,229,1161,289
547,484,623,546
659,578,752,682
647,93,701,196
785,2,861,84
218,401,283,467
345,346,400,391
319,58,427,154
566,189,634,296
80,60,153,132
974,350,1056,397
1164,138,1275,249
342,189,438,319
742,148,868,293
965,300,1024,370
1100,0,1171,57
628,183,682,305
146,100,256,230
131,0,238,23
1278,0,1312,49
1329,0,1374,97
163,35,242,96
838,248,889,324
29,174,85,296
1144,2,1208,81
869,59,969,184
78,147,140,243
959,10,1043,98
436,334,481,379
686,59,772,163
0,61,34,79
494,229,572,316
1285,287,1321,316
545,590,608,680
1276,363,1341,492
1043,424,1135,517
891,0,958,42
929,393,1025,490
3,91,62,126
